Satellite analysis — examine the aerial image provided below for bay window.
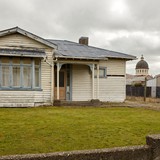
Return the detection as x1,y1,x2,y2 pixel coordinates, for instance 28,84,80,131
0,57,41,90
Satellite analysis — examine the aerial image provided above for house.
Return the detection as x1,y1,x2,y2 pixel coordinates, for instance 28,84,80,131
0,27,136,107
147,74,160,98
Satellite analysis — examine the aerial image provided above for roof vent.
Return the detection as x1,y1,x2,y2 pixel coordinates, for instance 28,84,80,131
79,37,89,45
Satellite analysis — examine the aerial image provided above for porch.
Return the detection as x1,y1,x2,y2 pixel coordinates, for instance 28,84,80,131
53,59,101,103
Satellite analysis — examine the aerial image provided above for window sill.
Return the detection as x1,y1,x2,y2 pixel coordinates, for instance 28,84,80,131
0,88,42,91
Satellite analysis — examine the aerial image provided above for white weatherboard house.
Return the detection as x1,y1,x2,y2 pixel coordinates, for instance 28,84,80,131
0,27,136,107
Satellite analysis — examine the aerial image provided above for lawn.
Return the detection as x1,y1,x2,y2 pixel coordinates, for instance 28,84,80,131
0,107,160,156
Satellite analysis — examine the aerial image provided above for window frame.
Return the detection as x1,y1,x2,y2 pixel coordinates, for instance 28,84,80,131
0,57,41,91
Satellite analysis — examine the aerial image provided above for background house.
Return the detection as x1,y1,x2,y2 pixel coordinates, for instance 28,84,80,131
147,74,160,98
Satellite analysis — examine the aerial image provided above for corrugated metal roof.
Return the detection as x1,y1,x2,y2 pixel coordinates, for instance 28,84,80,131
48,40,136,60
0,49,46,57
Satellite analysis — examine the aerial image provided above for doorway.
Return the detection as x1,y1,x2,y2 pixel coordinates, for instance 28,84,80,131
54,70,66,100
54,64,71,101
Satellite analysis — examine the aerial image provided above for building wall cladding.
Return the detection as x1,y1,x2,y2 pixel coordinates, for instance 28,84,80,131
1,134,160,160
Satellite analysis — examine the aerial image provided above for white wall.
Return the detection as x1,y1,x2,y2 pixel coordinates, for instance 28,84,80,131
147,78,156,87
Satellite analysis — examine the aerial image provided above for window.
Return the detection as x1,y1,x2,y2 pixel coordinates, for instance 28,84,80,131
94,67,107,78
0,57,41,90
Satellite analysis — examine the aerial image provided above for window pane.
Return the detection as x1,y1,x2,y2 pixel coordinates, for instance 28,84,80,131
35,67,40,87
23,58,32,64
12,57,20,64
1,57,10,64
23,66,31,87
35,59,40,65
99,69,105,77
13,66,20,87
2,66,10,87
94,68,106,78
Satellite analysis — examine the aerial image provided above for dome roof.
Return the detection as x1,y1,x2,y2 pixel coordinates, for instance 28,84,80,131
136,55,149,69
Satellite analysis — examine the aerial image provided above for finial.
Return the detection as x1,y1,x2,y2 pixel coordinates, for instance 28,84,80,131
141,54,144,60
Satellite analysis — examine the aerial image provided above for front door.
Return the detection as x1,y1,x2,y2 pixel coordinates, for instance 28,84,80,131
54,70,66,100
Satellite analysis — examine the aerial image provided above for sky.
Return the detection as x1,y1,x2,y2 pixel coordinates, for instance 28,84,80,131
0,0,160,76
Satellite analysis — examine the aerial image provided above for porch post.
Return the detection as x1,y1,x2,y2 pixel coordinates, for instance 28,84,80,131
97,64,99,99
92,64,95,99
57,62,60,100
51,61,54,104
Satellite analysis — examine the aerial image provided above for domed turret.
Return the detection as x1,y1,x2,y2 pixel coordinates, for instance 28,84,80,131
135,55,149,76
136,55,149,69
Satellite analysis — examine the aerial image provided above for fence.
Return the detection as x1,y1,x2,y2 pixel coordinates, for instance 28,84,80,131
126,85,151,97
0,134,160,160
156,87,160,98
126,85,160,98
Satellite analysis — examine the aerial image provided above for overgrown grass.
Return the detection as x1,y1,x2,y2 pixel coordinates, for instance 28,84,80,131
1,107,160,155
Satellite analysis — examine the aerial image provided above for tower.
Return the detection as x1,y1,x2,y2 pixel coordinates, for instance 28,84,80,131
135,55,149,76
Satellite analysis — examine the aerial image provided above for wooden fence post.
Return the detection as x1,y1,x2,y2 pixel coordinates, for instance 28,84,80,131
144,77,147,102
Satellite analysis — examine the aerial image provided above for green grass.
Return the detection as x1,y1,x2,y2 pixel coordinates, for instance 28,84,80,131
1,107,160,156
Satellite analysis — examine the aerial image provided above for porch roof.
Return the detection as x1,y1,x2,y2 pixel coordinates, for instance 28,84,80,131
0,49,46,58
49,40,136,60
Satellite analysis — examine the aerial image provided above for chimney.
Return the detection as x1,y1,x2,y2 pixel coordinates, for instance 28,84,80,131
79,37,89,45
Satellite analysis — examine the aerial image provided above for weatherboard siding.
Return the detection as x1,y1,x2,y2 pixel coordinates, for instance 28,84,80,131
96,77,126,102
72,60,126,102
0,34,53,107
106,59,125,75
72,64,92,101
0,33,50,50
98,60,126,102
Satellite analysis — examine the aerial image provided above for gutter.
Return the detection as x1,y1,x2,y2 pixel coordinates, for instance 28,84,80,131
55,55,108,61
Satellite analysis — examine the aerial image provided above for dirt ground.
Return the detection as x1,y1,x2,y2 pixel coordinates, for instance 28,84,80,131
103,97,160,111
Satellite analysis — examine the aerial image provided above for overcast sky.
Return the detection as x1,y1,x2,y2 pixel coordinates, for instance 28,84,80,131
0,0,160,76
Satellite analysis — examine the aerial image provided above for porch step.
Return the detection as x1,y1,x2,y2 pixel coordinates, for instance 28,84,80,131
53,99,102,106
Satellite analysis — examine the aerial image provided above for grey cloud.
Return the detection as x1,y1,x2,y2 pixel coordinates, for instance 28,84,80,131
0,0,160,75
